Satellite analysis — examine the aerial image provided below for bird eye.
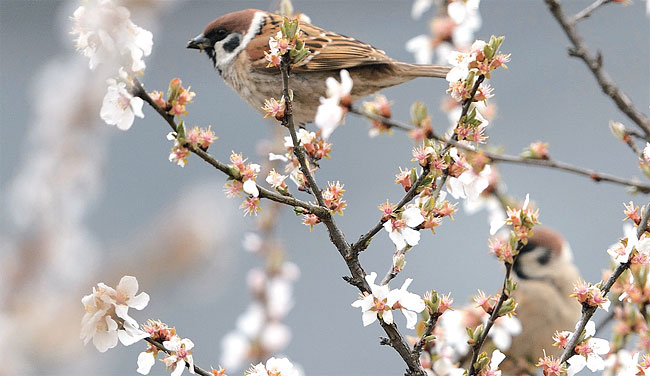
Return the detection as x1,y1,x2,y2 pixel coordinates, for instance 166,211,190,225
536,248,552,265
217,28,227,36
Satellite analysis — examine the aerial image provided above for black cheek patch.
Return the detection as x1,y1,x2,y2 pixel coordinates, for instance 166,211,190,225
223,35,241,53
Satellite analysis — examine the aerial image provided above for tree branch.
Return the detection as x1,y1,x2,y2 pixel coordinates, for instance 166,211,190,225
131,78,324,214
558,200,650,364
467,256,518,376
352,76,486,258
350,107,650,192
545,0,650,136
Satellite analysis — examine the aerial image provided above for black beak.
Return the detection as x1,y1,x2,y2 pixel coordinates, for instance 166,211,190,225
187,34,211,51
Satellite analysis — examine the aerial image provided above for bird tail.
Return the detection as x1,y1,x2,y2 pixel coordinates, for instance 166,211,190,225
395,62,450,78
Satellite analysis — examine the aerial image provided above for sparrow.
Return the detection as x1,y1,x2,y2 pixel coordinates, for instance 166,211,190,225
187,9,450,125
502,227,582,375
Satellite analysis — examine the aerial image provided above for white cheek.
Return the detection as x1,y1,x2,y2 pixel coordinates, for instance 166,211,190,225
213,37,241,69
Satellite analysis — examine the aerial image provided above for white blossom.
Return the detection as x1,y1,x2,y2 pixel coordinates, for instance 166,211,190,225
162,337,195,376
247,357,299,376
608,224,648,264
447,163,491,201
80,276,149,352
488,315,522,351
603,350,639,376
487,350,505,376
315,97,345,139
566,320,610,376
411,0,434,19
100,76,144,130
351,272,424,329
406,35,433,64
136,351,156,375
383,206,425,250
315,70,352,139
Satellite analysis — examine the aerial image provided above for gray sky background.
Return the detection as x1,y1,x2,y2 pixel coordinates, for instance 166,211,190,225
1,0,649,375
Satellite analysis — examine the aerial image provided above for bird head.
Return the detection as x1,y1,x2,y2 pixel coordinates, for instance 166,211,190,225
187,9,266,71
513,227,574,282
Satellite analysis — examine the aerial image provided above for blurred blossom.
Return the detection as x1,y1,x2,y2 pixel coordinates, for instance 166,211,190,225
220,261,299,371
71,0,153,73
411,0,434,19
406,34,433,64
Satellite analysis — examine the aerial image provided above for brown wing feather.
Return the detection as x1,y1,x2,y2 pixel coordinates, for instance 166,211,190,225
248,13,395,73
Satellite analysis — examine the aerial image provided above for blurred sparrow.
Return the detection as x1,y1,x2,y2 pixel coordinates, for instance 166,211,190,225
502,227,582,375
187,9,450,125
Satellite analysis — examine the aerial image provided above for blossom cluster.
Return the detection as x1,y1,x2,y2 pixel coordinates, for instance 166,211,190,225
72,0,154,131
607,219,650,265
351,272,425,329
137,320,196,376
361,95,394,137
71,0,153,73
245,357,299,376
502,194,540,243
407,0,482,65
270,128,332,194
415,304,521,375
264,17,311,68
81,276,150,353
553,321,610,375
223,152,262,215
571,280,611,311
150,78,196,119
167,122,218,167
446,148,492,201
445,36,507,144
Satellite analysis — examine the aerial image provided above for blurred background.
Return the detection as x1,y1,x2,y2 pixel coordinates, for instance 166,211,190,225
1,0,648,375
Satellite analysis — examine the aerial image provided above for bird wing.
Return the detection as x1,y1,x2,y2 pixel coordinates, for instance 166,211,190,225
248,14,395,73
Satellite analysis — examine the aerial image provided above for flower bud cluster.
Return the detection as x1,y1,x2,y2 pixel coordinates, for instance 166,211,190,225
521,141,550,160
166,121,217,167
571,279,611,311
221,152,263,216
408,102,434,142
362,95,394,137
264,18,311,68
137,320,196,376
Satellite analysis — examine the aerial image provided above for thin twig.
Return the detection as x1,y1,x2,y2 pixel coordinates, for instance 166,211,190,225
559,200,650,364
350,107,650,192
131,78,324,214
545,0,650,136
571,0,612,23
412,312,442,356
467,257,517,376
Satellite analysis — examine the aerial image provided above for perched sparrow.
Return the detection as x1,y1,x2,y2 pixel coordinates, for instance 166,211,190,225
502,227,582,375
187,9,450,125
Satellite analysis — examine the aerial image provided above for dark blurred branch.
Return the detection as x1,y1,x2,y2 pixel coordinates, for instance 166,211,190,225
545,0,650,136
